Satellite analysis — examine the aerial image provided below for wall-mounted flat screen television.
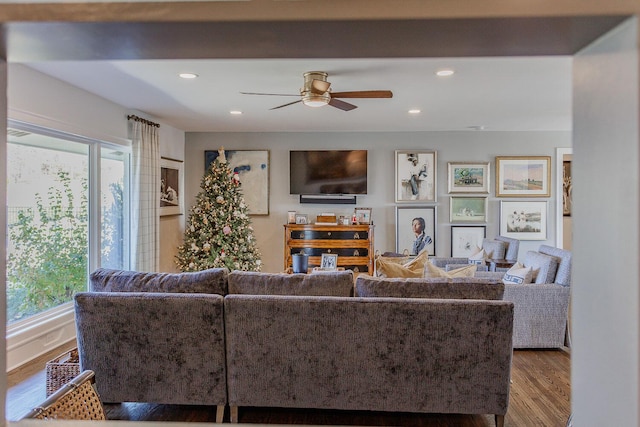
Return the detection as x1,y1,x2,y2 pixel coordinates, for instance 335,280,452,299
289,150,368,195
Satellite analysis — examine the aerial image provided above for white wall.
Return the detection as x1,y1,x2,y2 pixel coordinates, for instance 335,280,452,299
185,131,569,273
573,18,639,426
6,65,186,369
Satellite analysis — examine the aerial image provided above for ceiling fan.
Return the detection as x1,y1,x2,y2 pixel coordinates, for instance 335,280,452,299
240,71,393,111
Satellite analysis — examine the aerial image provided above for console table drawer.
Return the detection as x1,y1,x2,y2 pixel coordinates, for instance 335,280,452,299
289,247,369,257
288,230,370,240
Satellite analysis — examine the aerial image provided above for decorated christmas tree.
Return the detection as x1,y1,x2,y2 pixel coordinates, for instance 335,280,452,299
176,148,262,272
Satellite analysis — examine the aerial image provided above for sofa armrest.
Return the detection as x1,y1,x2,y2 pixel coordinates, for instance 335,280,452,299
503,283,570,348
74,292,227,405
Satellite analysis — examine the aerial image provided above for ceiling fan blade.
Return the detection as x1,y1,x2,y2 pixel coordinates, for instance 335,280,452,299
328,98,358,111
330,90,393,99
270,99,303,110
240,92,299,97
311,79,331,94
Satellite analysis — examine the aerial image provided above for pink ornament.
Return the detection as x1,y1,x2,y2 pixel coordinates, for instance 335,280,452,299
223,225,232,235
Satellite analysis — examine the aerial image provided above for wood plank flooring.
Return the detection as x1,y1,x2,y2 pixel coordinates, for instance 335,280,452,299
7,349,571,426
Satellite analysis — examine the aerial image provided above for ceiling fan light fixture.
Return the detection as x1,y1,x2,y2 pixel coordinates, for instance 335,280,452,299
302,92,331,107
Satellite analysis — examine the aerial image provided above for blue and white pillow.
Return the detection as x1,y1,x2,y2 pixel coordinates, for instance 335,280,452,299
467,247,486,265
502,262,533,285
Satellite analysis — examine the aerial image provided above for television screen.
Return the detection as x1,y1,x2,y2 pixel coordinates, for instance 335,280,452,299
289,150,368,195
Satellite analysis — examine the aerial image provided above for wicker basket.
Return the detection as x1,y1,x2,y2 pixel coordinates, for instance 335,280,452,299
45,348,80,396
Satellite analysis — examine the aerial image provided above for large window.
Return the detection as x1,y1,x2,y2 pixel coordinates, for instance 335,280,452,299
6,123,130,325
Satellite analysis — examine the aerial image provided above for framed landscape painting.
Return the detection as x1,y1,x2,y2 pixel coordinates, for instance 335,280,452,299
395,150,437,203
205,149,270,215
500,200,548,240
447,162,490,193
449,196,488,223
495,156,551,197
395,206,436,256
451,226,487,257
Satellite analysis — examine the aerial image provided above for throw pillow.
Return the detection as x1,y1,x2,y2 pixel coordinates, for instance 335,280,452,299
502,262,533,285
424,261,477,279
468,247,486,265
375,249,428,278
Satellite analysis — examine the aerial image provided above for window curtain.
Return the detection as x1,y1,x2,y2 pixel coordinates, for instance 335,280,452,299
130,120,160,271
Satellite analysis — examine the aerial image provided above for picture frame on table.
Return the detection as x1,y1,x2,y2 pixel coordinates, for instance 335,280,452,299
320,253,338,270
295,214,308,225
160,157,184,216
500,200,548,240
495,156,551,197
447,161,490,193
395,150,437,203
395,206,436,256
354,207,372,224
449,196,488,223
450,226,487,257
205,149,270,215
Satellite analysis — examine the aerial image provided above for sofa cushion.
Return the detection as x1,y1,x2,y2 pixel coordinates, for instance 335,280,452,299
424,261,477,279
482,239,507,259
375,250,428,278
355,275,504,300
502,262,533,285
538,245,572,286
522,251,559,284
228,270,354,296
89,268,228,294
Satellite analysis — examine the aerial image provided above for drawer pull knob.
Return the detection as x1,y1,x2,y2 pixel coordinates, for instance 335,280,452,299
353,250,359,256
354,233,360,239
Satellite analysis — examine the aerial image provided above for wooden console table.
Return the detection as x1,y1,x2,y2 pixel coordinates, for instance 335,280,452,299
284,224,374,274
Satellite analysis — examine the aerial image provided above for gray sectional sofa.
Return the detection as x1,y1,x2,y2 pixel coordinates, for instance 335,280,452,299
74,268,514,426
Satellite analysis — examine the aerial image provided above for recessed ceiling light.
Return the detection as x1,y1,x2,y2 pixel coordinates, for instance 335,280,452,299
436,69,455,77
468,125,486,131
408,109,421,114
179,73,198,79
230,110,243,115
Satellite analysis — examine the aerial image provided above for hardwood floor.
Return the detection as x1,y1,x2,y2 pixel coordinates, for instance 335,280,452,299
7,349,571,426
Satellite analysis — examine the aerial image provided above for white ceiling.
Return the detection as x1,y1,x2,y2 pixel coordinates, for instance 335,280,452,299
24,56,572,133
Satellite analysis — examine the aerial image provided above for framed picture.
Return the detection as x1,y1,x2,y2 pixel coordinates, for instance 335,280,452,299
495,156,551,197
395,206,436,256
395,150,437,203
295,214,308,224
447,162,490,193
205,149,270,215
451,226,487,257
563,160,572,216
160,157,184,216
354,207,372,224
449,196,488,223
500,200,548,240
320,253,338,270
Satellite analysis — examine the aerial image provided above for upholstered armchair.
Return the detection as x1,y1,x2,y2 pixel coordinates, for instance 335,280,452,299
477,245,571,348
494,236,520,262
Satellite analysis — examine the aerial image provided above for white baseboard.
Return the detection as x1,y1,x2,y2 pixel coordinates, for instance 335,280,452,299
6,304,77,372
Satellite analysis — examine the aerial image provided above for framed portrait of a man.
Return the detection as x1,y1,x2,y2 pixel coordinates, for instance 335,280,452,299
395,206,436,256
395,150,437,203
